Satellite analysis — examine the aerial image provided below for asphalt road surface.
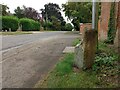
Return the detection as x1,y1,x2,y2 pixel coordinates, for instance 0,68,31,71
2,31,80,88
2,31,66,51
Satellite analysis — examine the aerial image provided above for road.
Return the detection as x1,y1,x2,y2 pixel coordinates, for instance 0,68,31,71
2,31,80,88
2,31,66,51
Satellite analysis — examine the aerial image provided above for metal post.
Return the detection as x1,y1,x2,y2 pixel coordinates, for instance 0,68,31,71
92,0,99,50
92,0,96,30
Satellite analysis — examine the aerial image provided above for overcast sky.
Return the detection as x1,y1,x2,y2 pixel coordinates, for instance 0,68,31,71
0,0,70,22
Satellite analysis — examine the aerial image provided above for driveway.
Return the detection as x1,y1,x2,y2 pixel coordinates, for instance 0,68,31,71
2,31,80,88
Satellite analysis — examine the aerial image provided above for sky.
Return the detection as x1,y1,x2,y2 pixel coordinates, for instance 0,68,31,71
0,0,70,22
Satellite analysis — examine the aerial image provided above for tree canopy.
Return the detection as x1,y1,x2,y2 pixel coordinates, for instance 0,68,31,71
40,3,66,30
0,4,10,16
14,6,40,21
62,2,92,23
62,2,93,30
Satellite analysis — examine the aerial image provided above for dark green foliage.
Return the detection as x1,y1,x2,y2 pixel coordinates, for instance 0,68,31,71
14,6,40,21
107,2,116,44
14,6,24,18
62,2,101,30
40,3,66,30
42,21,53,30
0,4,10,16
2,16,19,31
51,16,61,31
92,42,118,72
92,54,117,72
62,2,92,23
19,18,40,31
65,23,73,31
41,3,64,23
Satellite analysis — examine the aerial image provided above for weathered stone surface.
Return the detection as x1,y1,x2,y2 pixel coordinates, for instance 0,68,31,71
74,30,97,69
63,46,75,53
83,30,97,69
74,43,84,69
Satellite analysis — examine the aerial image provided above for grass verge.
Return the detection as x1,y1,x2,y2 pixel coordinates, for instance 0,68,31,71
0,31,33,35
72,38,80,46
35,53,99,88
35,41,119,88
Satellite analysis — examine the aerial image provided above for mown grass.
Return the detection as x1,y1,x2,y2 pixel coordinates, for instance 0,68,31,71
0,31,32,35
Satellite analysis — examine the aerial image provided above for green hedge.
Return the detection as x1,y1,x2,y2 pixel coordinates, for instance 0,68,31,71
65,23,73,31
2,16,19,31
19,18,40,31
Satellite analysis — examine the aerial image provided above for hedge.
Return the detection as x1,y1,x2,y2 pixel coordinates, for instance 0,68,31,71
2,16,19,31
42,21,53,30
19,18,40,31
65,23,73,31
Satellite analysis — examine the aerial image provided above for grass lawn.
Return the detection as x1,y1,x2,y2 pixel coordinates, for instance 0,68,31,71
35,39,119,88
0,31,33,35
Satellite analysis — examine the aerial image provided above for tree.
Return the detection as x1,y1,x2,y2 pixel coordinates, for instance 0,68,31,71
14,6,24,18
51,16,61,31
65,23,73,31
40,3,66,30
23,6,40,21
62,2,92,23
0,4,10,16
62,2,92,30
14,6,41,21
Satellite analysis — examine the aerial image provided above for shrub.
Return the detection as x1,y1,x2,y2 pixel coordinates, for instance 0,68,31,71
65,23,73,31
92,42,118,72
2,16,19,31
42,21,53,30
19,18,40,31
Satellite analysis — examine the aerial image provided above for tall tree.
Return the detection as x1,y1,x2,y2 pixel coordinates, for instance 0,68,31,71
62,2,92,30
14,6,24,18
23,6,40,21
14,6,41,21
40,3,66,30
51,16,61,31
0,4,10,16
62,2,92,23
